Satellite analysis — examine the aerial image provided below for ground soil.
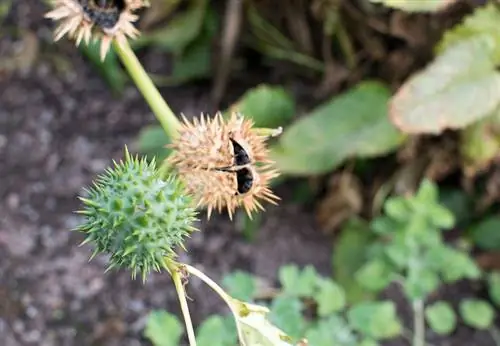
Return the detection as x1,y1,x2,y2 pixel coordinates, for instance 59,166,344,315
0,1,498,346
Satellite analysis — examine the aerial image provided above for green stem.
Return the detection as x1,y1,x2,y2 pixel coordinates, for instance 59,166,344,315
165,260,197,346
113,41,181,139
412,299,425,346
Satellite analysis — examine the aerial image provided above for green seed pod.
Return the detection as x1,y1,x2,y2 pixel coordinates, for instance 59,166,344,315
76,147,198,281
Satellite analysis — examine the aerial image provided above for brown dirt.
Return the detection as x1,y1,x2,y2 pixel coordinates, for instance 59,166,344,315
0,1,497,346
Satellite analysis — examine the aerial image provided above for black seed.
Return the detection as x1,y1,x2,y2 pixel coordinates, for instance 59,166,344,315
230,138,251,166
236,168,253,195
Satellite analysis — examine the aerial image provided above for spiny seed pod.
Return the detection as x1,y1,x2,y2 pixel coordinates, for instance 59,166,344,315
45,0,149,60
76,147,197,281
168,112,280,219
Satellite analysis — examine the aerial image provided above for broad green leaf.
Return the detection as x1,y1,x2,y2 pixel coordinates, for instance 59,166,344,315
469,215,500,251
144,310,183,346
459,299,496,330
136,125,171,162
269,296,305,341
355,259,393,292
132,0,208,53
196,315,238,346
369,0,456,12
333,218,376,304
425,301,457,335
403,268,440,300
79,40,127,94
347,301,402,340
390,36,500,134
437,3,500,56
271,81,405,175
230,301,298,346
229,85,296,128
460,107,500,175
316,278,346,316
384,196,411,221
488,272,500,307
222,271,257,302
438,188,473,227
279,265,318,297
438,247,481,283
305,315,357,346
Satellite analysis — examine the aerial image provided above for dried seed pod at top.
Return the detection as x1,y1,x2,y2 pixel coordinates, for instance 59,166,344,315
168,112,280,219
45,0,148,60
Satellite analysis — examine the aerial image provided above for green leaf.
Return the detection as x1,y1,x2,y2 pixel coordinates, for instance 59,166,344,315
196,315,238,346
437,3,500,56
460,107,500,176
305,315,357,346
222,271,257,302
384,196,411,221
425,301,457,335
355,259,393,293
369,0,456,12
229,85,296,128
270,81,405,175
132,0,208,53
438,247,481,283
79,40,127,94
144,310,183,346
279,265,318,297
347,301,402,340
488,272,500,307
404,268,440,300
459,299,496,330
438,188,473,227
333,218,376,304
390,35,500,134
269,296,305,341
469,215,500,251
136,125,171,162
316,278,346,316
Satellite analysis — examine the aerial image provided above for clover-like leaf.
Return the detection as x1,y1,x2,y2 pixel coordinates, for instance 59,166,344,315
229,85,296,128
355,259,393,292
305,315,357,346
269,296,306,341
196,315,238,346
459,299,496,330
347,301,402,340
316,278,346,316
438,247,481,283
279,265,318,297
425,301,457,335
144,310,183,346
369,0,456,12
223,271,257,302
271,81,405,175
488,272,500,307
390,35,500,134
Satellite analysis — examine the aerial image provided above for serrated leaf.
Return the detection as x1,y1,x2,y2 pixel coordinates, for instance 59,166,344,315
333,218,376,304
270,81,405,175
279,265,318,297
196,315,238,346
347,301,402,340
144,310,183,346
488,272,500,307
390,35,500,134
459,299,496,330
136,125,171,162
316,278,346,316
355,259,393,292
305,315,357,346
222,271,257,302
229,85,296,128
469,215,500,251
269,296,305,341
425,301,457,335
437,3,500,55
369,0,456,12
132,0,208,53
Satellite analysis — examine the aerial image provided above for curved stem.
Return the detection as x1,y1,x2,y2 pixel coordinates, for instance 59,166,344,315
183,264,234,308
113,41,181,139
165,260,197,346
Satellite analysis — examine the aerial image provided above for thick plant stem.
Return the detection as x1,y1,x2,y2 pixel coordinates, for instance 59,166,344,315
165,260,197,346
412,299,425,346
113,41,181,139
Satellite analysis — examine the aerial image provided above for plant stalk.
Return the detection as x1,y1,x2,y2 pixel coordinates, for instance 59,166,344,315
113,41,181,139
412,299,425,346
165,260,197,346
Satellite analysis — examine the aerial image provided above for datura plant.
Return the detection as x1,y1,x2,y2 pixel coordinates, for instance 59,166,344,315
45,1,300,345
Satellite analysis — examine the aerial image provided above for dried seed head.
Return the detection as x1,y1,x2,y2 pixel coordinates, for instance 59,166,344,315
45,0,148,60
168,112,280,219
